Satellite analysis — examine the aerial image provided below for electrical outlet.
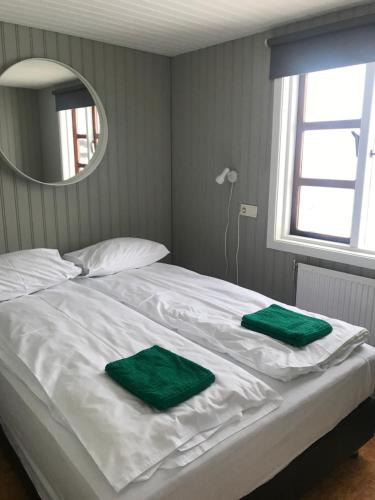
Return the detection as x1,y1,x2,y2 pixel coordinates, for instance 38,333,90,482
240,204,258,218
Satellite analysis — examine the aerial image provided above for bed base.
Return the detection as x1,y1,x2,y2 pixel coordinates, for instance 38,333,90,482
244,397,375,500
1,398,374,500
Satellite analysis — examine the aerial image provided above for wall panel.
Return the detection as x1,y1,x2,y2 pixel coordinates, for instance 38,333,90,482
0,21,171,255
172,2,375,304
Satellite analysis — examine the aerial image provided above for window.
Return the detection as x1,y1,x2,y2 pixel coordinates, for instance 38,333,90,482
268,62,375,269
58,105,100,180
71,106,100,173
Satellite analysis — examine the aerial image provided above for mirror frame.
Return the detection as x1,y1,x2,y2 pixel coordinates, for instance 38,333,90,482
0,58,108,186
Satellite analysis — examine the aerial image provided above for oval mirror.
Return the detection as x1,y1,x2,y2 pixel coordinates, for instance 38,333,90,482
0,58,108,186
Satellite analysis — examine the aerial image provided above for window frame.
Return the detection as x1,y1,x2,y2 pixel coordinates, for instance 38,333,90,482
71,106,100,174
267,66,375,270
290,73,359,245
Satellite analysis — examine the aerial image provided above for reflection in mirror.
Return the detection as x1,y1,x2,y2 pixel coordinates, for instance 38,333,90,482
0,59,104,184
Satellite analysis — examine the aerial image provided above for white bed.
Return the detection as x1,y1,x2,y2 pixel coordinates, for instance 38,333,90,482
1,344,374,500
1,250,374,500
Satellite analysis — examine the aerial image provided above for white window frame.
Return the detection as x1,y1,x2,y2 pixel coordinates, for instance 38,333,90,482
58,109,75,181
267,68,375,270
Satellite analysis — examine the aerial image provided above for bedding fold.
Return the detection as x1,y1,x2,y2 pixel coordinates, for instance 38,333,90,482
79,263,368,382
105,345,215,410
241,304,332,347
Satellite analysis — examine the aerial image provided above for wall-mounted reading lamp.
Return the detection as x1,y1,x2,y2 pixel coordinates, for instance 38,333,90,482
215,167,238,280
215,167,238,184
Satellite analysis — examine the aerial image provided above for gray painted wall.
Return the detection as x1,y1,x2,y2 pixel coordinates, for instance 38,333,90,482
0,21,171,255
0,86,43,178
171,2,375,305
2,5,375,306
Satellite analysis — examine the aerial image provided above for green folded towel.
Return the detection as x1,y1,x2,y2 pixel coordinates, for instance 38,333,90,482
105,345,215,410
241,304,332,347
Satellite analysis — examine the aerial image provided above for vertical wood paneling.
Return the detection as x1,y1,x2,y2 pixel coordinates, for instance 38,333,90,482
172,2,375,304
124,49,137,236
70,36,89,249
105,43,121,239
0,21,171,255
114,44,129,236
0,24,20,252
82,38,102,246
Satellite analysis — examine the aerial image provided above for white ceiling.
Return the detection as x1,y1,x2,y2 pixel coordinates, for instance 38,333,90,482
0,59,76,89
0,0,370,56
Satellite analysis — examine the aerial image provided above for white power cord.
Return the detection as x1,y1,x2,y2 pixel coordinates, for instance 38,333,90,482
224,182,234,277
235,211,241,285
217,168,238,279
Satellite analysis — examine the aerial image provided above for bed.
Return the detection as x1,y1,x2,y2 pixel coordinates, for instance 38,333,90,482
1,341,374,500
1,245,375,500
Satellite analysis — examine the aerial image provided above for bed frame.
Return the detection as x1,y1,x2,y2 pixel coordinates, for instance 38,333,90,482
2,397,374,500
246,397,375,499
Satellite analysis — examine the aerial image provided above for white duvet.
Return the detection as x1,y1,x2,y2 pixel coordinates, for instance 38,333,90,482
80,263,368,382
0,280,281,492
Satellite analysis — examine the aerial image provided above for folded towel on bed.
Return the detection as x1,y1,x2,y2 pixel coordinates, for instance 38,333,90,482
105,345,215,410
241,304,332,347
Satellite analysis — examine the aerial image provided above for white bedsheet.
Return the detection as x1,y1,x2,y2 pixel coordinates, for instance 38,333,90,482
0,280,280,492
1,345,374,500
80,263,368,381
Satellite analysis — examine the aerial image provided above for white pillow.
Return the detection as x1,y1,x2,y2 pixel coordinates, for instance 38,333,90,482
0,248,81,302
63,237,170,277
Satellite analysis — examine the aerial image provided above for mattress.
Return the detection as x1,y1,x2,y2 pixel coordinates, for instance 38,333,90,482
1,344,374,500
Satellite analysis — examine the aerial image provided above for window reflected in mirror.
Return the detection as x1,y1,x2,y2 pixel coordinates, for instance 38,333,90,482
58,105,100,180
0,59,105,185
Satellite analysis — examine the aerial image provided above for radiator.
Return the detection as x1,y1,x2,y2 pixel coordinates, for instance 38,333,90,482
296,263,375,346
